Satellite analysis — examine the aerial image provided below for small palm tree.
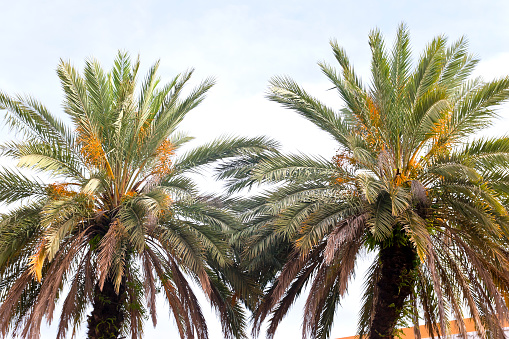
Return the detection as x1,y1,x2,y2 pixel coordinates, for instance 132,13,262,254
228,24,509,339
0,52,276,339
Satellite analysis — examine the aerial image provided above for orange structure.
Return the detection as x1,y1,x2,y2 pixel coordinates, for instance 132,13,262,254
336,318,502,339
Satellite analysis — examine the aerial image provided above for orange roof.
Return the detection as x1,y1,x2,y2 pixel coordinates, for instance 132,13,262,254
337,318,479,339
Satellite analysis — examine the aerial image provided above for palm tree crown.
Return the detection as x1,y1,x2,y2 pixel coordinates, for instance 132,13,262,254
230,24,509,339
0,52,276,339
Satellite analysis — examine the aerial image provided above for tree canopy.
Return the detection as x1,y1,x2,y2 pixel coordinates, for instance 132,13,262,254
0,52,277,339
225,24,509,339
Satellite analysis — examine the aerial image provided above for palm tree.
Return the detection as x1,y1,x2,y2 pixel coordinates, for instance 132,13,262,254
226,24,509,339
0,52,276,339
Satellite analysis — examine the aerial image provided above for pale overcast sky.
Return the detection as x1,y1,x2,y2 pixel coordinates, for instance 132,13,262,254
1,0,509,338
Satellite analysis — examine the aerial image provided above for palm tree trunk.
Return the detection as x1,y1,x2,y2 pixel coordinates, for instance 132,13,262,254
369,238,417,339
87,278,126,339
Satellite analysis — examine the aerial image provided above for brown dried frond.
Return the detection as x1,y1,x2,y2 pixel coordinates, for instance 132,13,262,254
169,258,208,339
263,259,319,339
21,233,88,338
152,140,175,179
97,219,127,292
145,247,190,338
124,270,143,339
254,243,326,335
324,214,367,264
56,250,90,337
303,239,363,338
410,180,429,207
0,270,34,337
142,250,158,327
268,249,304,306
36,234,87,316
258,244,326,339
57,250,93,339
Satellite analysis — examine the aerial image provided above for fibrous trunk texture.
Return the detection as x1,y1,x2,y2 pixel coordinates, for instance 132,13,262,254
369,240,417,339
87,279,126,339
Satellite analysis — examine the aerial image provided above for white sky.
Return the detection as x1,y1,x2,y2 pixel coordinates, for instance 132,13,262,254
1,0,509,338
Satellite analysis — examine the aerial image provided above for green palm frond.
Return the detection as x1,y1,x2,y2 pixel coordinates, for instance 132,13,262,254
267,76,350,145
0,168,47,204
0,92,73,146
175,136,279,173
251,153,342,183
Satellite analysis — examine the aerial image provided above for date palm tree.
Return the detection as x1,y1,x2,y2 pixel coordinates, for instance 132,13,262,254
0,52,276,339
227,24,509,339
